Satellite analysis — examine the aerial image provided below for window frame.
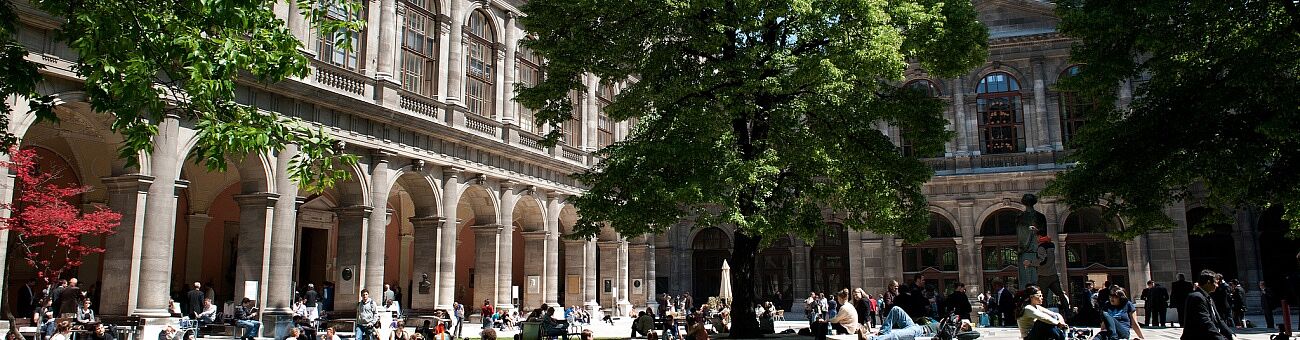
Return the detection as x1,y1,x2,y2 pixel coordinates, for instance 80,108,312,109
596,83,615,148
400,0,439,96
516,45,544,134
464,10,496,117
1058,65,1087,146
317,2,367,72
976,72,1024,154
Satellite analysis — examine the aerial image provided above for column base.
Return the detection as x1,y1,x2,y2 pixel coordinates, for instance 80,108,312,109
262,312,295,339
138,316,179,340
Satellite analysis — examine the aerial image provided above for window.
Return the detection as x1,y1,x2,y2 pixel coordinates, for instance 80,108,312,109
976,72,1024,154
517,46,544,134
900,79,943,158
465,11,496,117
596,83,615,148
903,248,958,272
563,90,583,146
927,212,956,238
979,209,1022,236
317,2,366,72
1058,66,1087,145
401,0,438,96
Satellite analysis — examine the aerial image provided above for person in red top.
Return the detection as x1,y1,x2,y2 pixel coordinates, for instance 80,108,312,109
480,300,494,329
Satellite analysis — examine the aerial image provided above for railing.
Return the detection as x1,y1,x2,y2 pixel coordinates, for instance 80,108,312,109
464,113,500,137
313,61,368,95
921,149,1075,175
399,91,442,121
561,145,584,162
518,131,546,152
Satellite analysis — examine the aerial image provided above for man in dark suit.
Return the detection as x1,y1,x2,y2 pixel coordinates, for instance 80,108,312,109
1149,282,1170,328
19,279,37,317
1181,269,1233,340
997,283,1016,326
186,282,206,318
1172,273,1194,327
58,278,83,317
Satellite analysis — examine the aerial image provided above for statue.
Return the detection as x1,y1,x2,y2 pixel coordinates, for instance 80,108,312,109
419,273,432,294
1016,194,1039,289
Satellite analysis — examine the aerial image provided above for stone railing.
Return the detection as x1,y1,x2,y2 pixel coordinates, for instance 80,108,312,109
518,131,546,152
560,144,585,163
463,112,501,137
399,91,443,122
921,149,1074,175
312,60,369,96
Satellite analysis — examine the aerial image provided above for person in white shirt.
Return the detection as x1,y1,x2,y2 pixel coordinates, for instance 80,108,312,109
1017,286,1069,340
197,298,218,324
321,327,341,340
828,289,864,335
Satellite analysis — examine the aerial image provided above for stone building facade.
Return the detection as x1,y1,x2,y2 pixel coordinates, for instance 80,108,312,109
3,0,656,337
655,0,1296,317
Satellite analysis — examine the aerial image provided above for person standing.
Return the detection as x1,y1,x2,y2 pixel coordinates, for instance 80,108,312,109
946,282,973,321
1181,269,1232,340
997,282,1017,327
186,282,205,319
1228,280,1246,328
19,279,36,318
383,284,396,304
1149,282,1171,328
356,290,379,340
57,278,82,318
1261,281,1277,329
1172,273,1194,327
480,300,494,329
453,301,465,338
1023,227,1070,311
304,283,319,317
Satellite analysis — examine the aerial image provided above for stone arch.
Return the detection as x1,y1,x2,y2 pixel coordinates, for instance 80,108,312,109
458,7,504,42
970,64,1029,91
511,194,546,232
687,225,736,246
975,201,1027,235
557,204,578,236
929,206,961,238
1060,206,1123,234
388,167,442,218
596,223,620,242
456,183,498,227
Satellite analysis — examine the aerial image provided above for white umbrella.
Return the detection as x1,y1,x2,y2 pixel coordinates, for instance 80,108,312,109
719,260,733,304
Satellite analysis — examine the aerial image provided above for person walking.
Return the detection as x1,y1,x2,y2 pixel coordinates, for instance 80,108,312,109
1181,269,1233,340
1172,273,1194,327
356,290,379,340
997,282,1017,327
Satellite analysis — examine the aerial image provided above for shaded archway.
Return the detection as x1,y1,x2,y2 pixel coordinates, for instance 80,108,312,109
1258,206,1299,292
1061,207,1128,293
454,184,498,308
903,212,960,294
1185,207,1237,279
511,193,546,309
383,169,440,310
691,227,731,300
755,236,793,311
810,224,851,294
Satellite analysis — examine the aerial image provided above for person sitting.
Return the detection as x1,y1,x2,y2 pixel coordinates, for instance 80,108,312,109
234,298,263,340
196,298,218,327
321,327,341,340
1017,286,1068,340
631,310,655,338
1099,288,1144,340
541,306,568,337
686,314,708,340
285,327,302,340
34,298,54,338
416,320,436,340
49,320,73,340
479,328,497,340
828,289,864,335
76,298,98,324
158,326,177,340
87,323,116,340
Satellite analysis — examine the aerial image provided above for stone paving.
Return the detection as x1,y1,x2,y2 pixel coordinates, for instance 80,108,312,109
440,314,1289,339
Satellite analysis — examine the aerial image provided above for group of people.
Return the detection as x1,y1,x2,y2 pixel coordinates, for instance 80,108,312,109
17,278,102,340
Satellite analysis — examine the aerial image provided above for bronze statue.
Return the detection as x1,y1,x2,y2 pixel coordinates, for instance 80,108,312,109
1017,194,1039,289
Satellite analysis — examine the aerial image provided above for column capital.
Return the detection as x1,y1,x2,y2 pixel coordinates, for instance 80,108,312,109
233,192,279,207
471,224,505,235
371,149,395,163
187,213,213,227
409,216,446,226
334,205,374,218
101,175,154,192
443,166,465,178
521,230,550,240
500,180,520,192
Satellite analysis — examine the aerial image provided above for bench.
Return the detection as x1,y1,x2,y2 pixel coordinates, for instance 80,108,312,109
516,321,579,340
99,315,142,340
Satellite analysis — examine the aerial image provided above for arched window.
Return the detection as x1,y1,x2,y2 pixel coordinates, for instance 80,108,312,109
900,79,943,158
928,212,957,238
977,72,1024,154
465,11,496,117
401,0,438,96
516,45,544,134
564,90,583,146
980,208,1022,236
596,83,615,148
1058,65,1087,145
318,2,367,72
902,212,960,292
980,207,1042,289
1061,206,1128,292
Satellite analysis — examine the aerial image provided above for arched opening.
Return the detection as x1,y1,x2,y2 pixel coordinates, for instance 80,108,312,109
980,208,1042,289
1186,207,1238,279
455,185,497,309
464,10,497,117
755,237,793,311
810,224,850,294
1061,207,1128,293
903,212,960,294
511,195,546,309
691,227,731,300
383,171,440,311
1258,206,1300,293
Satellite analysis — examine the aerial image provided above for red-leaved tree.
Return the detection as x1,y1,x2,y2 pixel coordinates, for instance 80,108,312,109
0,147,121,286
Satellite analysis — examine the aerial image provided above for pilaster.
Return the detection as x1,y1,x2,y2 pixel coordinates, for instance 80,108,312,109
233,192,279,305
410,216,444,310
521,231,549,309
100,175,152,315
333,205,373,311
472,224,505,309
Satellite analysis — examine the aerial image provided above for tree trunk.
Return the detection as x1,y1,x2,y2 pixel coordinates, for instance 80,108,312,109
728,230,763,337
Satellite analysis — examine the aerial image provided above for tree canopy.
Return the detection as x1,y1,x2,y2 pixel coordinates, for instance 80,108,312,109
1049,0,1300,238
0,0,362,192
518,0,987,334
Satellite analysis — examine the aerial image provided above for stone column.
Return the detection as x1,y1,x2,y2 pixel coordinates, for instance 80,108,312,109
521,231,548,309
135,114,182,318
410,216,444,310
1030,57,1051,152
562,239,586,306
496,183,519,310
185,214,212,285
435,168,463,309
0,165,12,331
364,152,392,297
443,2,464,106
584,75,599,152
616,241,631,315
644,244,658,311
790,244,810,317
100,175,152,315
266,146,301,318
374,0,398,81
498,14,517,124
583,239,599,310
234,193,278,303
472,224,504,307
859,236,888,297
334,206,372,311
951,76,971,154
543,194,563,306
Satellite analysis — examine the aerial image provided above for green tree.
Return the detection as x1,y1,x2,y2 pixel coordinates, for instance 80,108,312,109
518,0,986,334
0,0,364,192
1049,0,1300,239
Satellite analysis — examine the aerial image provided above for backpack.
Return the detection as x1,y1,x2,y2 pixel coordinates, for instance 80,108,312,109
933,312,960,340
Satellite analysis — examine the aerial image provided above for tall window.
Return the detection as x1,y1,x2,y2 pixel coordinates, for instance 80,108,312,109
516,46,544,134
901,79,941,158
563,91,583,146
1062,206,1128,293
465,11,496,117
596,83,615,148
977,72,1024,154
318,2,366,72
401,0,438,96
1058,66,1087,145
901,212,960,293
